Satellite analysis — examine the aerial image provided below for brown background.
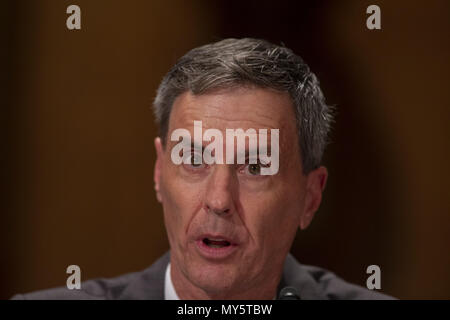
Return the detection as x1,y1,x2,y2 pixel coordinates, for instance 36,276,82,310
2,0,449,299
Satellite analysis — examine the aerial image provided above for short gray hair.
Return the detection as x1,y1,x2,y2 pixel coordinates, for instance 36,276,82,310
153,38,334,173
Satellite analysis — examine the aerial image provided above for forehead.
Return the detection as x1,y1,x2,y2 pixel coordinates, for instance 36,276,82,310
168,87,297,133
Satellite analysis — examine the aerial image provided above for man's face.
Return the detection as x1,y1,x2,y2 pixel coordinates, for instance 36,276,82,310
154,87,326,299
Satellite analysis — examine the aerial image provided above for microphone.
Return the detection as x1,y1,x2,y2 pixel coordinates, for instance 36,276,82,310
278,287,301,300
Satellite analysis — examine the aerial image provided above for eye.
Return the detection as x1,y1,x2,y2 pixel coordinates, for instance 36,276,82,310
241,160,270,176
247,163,261,175
183,152,205,169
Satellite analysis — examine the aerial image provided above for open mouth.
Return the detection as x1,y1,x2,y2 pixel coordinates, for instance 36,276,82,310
196,235,237,259
203,238,231,248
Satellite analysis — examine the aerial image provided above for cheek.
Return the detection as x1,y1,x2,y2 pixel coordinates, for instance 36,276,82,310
160,164,203,244
241,185,303,251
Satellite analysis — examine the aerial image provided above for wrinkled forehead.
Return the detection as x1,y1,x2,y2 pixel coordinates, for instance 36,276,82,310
168,87,298,143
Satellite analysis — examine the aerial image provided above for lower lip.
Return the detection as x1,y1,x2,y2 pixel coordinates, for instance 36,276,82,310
195,239,238,260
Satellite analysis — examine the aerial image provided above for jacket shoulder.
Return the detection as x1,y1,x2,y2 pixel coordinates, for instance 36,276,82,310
11,270,140,300
302,263,394,299
283,254,395,300
11,252,170,300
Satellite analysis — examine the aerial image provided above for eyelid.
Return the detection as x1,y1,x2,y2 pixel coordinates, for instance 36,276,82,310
182,149,202,159
181,151,207,171
246,157,271,167
239,163,270,177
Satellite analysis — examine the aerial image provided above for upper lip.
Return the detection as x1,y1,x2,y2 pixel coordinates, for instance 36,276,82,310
197,233,238,245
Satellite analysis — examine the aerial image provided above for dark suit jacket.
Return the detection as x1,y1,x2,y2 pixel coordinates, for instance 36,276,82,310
11,252,393,300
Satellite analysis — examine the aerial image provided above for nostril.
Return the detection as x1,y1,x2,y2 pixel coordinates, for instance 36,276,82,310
207,207,230,216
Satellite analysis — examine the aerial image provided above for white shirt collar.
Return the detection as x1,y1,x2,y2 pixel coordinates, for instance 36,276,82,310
164,263,180,300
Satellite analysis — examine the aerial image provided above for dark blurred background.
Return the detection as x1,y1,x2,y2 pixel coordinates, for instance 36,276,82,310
1,0,449,299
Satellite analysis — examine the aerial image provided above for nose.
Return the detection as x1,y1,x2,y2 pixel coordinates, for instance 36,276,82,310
204,165,237,217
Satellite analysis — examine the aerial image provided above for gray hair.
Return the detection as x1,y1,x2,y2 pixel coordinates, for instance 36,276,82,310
153,38,334,173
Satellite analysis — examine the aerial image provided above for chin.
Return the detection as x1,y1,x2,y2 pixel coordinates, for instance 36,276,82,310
186,258,242,296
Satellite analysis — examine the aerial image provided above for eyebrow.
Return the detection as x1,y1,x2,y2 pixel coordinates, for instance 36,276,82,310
176,138,206,152
174,134,274,160
235,146,259,159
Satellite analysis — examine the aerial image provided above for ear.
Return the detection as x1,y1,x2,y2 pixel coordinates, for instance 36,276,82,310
154,137,164,203
299,166,328,230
